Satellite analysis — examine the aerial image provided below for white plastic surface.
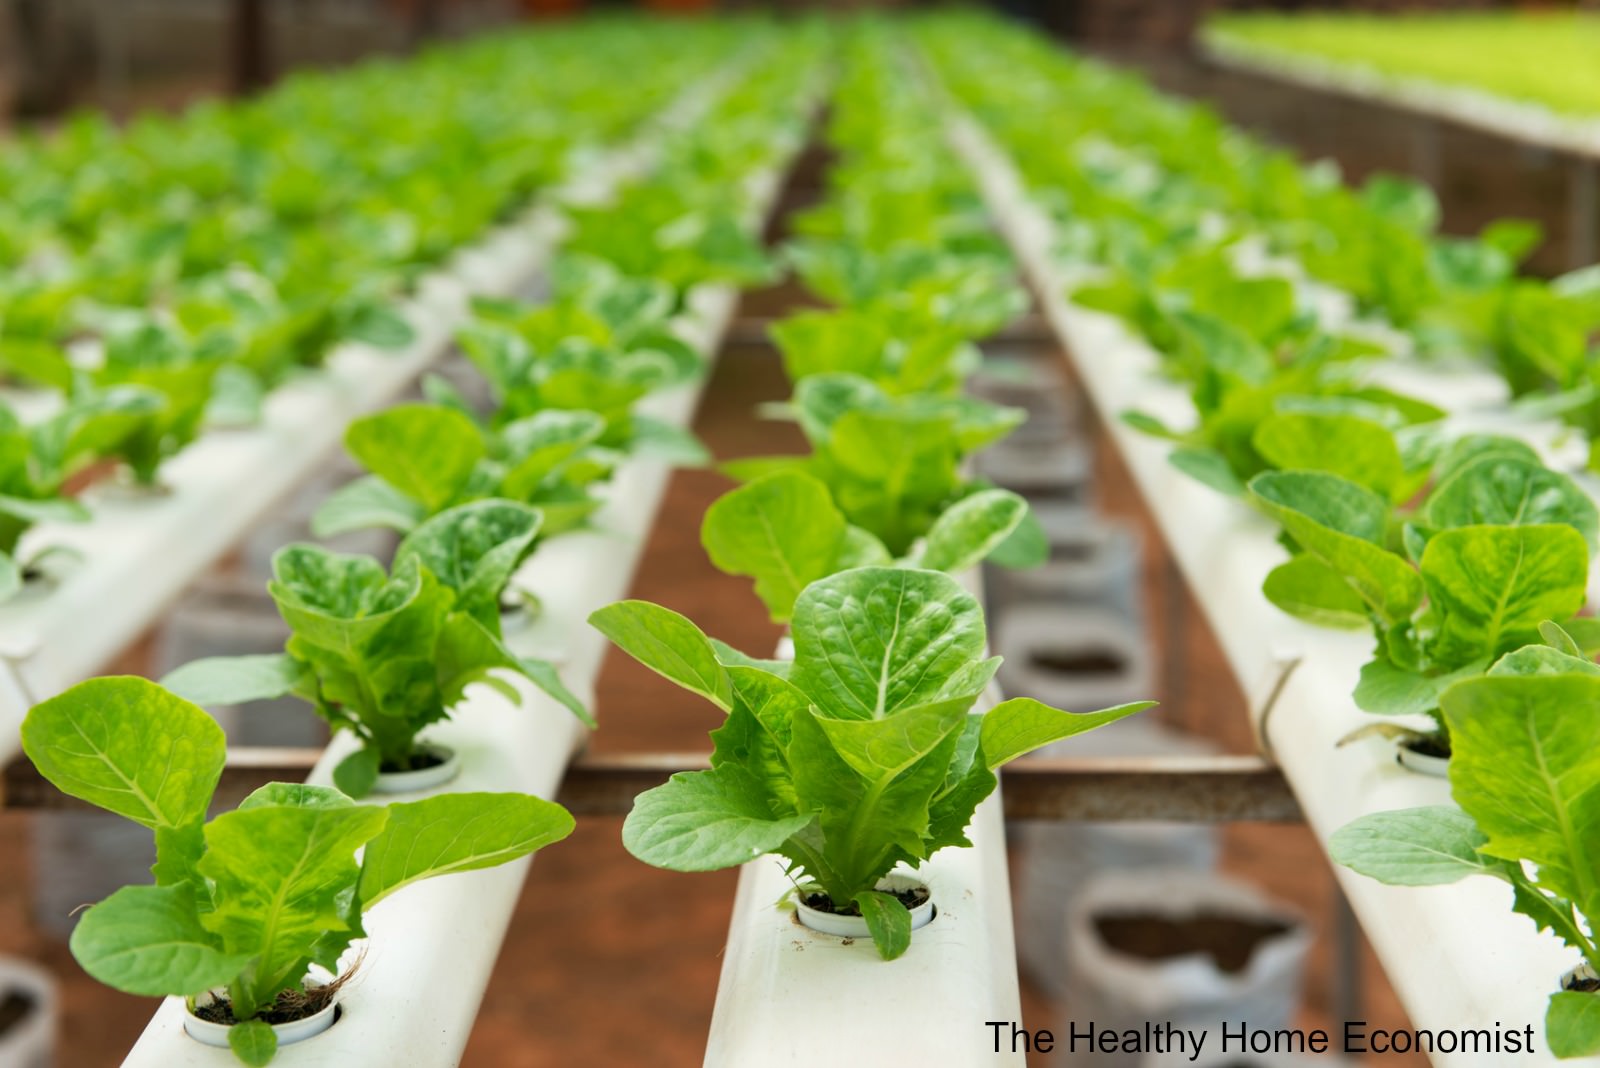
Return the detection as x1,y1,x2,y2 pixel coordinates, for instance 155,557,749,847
705,792,1024,1067
950,111,1588,1066
1201,32,1600,161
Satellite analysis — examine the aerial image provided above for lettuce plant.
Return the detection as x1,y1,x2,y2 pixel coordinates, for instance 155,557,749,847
785,241,1026,339
2,318,227,487
561,184,774,297
451,317,702,451
1246,434,1598,750
312,266,720,540
591,566,1151,959
0,18,758,518
166,499,588,797
91,321,229,485
0,388,174,598
768,306,983,397
311,403,613,540
727,373,1039,560
702,470,1036,622
171,268,415,393
1330,654,1600,1058
1122,350,1443,499
923,11,1597,430
774,244,1027,396
21,675,573,1067
469,262,702,383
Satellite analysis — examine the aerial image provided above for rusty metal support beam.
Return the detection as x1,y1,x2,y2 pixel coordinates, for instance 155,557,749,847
1,746,326,813
1000,754,1300,822
5,749,1298,823
722,318,1060,349
554,751,710,815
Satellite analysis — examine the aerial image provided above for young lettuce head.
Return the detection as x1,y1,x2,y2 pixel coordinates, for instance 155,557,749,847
20,676,573,1067
1330,653,1600,1059
590,566,1151,959
701,469,1040,622
165,498,590,797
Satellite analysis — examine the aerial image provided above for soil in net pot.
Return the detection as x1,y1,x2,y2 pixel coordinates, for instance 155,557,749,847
801,884,931,916
192,984,340,1028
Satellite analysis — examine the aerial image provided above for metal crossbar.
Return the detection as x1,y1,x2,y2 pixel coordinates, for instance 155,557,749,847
2,749,1299,822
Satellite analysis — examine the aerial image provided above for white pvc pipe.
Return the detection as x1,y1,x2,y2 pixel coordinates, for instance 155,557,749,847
950,110,1580,1067
706,791,1023,1067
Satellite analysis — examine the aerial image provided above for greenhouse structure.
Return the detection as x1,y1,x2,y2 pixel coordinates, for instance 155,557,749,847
0,1,1596,1065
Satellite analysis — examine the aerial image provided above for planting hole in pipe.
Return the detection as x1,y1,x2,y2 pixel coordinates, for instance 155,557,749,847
795,875,936,940
0,959,53,1068
372,742,461,794
1563,963,1599,994
184,990,342,1051
1394,735,1450,778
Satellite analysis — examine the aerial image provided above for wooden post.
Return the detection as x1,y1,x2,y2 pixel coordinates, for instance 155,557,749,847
8,0,72,117
230,0,271,96
410,0,442,44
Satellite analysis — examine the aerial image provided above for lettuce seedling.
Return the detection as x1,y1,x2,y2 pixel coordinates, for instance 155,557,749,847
1247,436,1598,750
311,403,614,539
0,318,227,487
1330,661,1600,1059
701,470,1037,622
726,373,1034,559
1111,289,1443,500
0,388,172,599
21,676,573,1067
88,320,230,486
166,499,588,797
170,268,415,397
561,183,774,295
591,566,1151,959
768,307,983,397
785,241,1027,340
452,317,703,457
